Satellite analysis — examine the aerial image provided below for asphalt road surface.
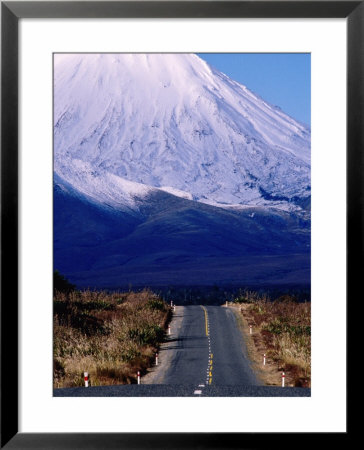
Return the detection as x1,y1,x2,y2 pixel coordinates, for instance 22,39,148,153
54,305,310,397
161,305,257,386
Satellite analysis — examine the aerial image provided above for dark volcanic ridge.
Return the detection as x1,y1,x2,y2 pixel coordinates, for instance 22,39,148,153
54,182,310,289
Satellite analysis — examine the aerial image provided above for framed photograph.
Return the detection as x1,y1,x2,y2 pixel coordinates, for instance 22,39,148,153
1,1,357,448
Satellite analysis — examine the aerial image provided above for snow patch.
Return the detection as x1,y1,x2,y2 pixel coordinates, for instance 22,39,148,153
54,53,310,214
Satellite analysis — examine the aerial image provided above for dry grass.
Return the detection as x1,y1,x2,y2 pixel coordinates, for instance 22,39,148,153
232,293,311,387
232,305,282,386
53,289,171,388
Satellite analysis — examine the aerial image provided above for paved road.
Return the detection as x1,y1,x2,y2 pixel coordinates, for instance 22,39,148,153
54,305,310,397
161,305,257,387
54,384,310,397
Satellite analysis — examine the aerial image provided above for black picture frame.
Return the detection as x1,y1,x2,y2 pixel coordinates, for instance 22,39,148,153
1,1,357,448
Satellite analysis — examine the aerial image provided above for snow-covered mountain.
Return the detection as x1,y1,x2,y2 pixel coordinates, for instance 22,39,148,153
53,53,310,289
54,53,310,213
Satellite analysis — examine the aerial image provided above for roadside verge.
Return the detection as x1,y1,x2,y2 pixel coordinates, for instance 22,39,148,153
228,301,311,387
229,303,286,386
142,306,185,384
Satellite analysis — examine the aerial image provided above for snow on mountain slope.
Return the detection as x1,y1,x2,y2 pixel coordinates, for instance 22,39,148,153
54,53,310,212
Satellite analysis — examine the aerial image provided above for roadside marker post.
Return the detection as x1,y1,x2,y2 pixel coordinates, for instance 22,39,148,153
84,372,89,388
168,325,171,335
226,300,228,307
137,371,141,385
155,353,159,366
282,372,285,387
263,354,266,366
249,325,252,334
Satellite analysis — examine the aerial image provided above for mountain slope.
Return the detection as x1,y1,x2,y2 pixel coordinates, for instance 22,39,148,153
54,53,310,212
54,179,310,288
53,53,310,289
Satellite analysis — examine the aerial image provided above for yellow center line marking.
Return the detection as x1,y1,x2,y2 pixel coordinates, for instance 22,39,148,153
201,306,209,336
201,306,213,385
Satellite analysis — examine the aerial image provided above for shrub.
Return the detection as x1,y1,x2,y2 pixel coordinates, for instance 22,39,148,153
54,289,169,387
54,270,76,294
147,298,166,311
245,296,310,386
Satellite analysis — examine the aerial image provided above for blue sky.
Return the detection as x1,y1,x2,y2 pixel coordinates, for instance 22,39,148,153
198,53,311,126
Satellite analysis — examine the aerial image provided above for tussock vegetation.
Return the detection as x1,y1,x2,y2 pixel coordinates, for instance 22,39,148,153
235,292,310,387
54,289,171,388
